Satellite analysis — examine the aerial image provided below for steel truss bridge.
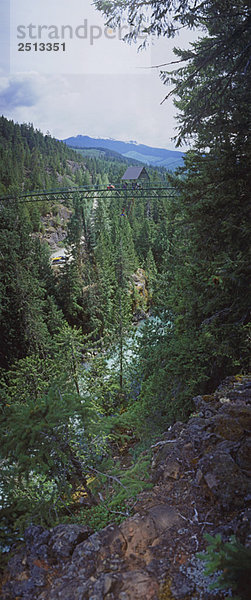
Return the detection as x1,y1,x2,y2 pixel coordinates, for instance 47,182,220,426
0,184,176,204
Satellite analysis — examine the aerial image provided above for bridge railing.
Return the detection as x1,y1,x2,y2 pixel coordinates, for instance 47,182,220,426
0,184,177,203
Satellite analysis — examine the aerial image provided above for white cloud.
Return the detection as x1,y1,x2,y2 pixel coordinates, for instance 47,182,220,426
0,0,198,149
0,72,41,109
0,71,179,148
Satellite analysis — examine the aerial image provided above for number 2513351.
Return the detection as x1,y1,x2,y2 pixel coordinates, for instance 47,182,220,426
18,42,66,51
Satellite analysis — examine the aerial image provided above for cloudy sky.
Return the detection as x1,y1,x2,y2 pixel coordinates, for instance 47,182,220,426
0,0,198,149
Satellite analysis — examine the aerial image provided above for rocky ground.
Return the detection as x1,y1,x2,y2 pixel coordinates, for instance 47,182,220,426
1,375,250,600
31,204,72,252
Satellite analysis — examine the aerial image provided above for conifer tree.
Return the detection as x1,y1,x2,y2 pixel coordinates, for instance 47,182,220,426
111,213,138,396
0,202,51,368
94,0,250,425
0,384,101,528
95,229,117,336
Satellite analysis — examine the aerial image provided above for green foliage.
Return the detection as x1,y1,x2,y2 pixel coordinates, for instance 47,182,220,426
94,1,250,83
62,447,153,531
198,533,251,600
81,354,122,415
109,454,153,505
0,1,250,560
0,382,107,539
64,500,130,531
1,354,56,403
0,117,87,194
0,201,57,368
114,0,250,429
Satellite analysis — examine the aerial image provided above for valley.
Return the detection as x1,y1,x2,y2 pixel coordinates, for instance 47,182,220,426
0,2,250,591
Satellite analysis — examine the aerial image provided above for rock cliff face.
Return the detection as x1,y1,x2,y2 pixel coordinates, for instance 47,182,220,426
130,268,149,321
2,375,250,600
31,204,72,251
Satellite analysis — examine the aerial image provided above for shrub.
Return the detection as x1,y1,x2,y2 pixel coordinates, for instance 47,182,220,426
198,533,251,600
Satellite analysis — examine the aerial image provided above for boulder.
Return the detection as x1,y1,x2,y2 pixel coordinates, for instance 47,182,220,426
198,451,250,509
48,524,93,560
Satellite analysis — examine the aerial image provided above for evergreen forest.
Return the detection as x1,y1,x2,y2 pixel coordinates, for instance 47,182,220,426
0,0,250,572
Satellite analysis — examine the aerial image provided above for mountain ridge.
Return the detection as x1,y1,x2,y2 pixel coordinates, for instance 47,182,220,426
62,135,184,171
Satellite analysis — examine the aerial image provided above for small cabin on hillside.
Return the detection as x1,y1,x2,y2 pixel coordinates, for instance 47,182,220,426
121,166,149,182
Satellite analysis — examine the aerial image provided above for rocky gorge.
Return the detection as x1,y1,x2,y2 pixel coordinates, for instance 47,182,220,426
1,374,250,600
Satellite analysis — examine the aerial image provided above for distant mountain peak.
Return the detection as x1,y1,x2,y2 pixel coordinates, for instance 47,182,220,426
62,135,184,171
